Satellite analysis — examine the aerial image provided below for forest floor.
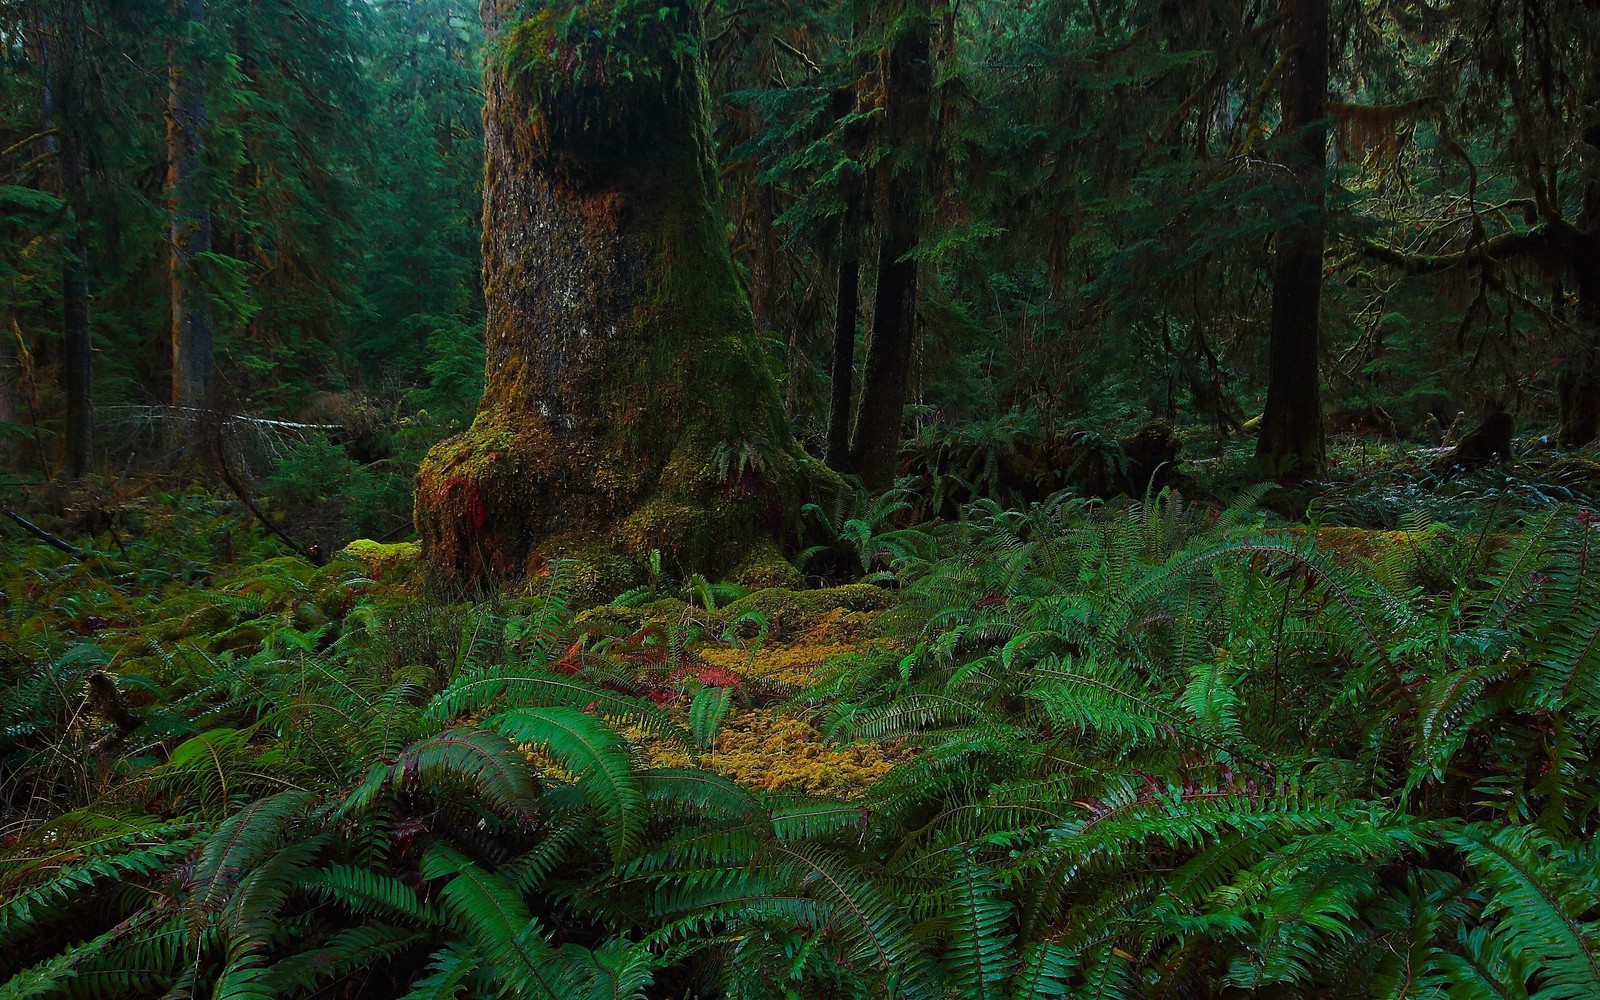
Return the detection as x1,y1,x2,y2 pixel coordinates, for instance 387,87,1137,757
0,466,1470,803
5,446,1600,996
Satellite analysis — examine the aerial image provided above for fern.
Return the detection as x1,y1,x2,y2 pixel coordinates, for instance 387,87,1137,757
1449,824,1600,1000
489,707,642,857
339,726,539,824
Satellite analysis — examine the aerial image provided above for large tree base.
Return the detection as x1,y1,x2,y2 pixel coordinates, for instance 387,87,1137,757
414,413,837,600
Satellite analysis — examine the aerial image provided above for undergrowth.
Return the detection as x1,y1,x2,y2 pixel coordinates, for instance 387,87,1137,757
0,487,1596,998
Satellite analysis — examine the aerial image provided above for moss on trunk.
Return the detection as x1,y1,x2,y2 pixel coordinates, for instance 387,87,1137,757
416,0,835,597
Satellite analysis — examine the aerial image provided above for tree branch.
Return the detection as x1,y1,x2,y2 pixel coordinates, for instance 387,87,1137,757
1348,223,1572,275
2,509,85,557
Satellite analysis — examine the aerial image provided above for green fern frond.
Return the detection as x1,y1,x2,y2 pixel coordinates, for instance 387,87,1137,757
489,707,642,857
1450,823,1600,1000
423,842,564,1000
399,943,480,1000
936,848,1016,1000
339,727,539,823
302,863,443,925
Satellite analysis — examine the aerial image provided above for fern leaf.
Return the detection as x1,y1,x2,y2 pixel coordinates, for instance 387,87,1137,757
488,707,642,857
938,849,1016,1000
1450,824,1600,1000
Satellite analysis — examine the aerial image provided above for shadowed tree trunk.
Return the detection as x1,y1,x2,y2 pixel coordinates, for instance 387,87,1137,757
168,0,213,434
45,1,93,478
1557,117,1600,449
849,0,931,493
0,316,15,465
826,220,861,468
415,0,830,596
1255,0,1328,478
825,84,865,469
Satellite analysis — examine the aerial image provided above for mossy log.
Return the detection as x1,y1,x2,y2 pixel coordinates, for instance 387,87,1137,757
416,1,833,597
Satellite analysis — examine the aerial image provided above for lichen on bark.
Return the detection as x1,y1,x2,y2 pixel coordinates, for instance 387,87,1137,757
415,0,835,597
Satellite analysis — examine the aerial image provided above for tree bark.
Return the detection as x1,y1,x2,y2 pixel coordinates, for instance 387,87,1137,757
826,230,861,468
168,0,214,431
0,315,16,465
47,1,94,478
1255,0,1328,478
1557,117,1600,449
825,80,865,470
849,1,931,493
414,0,828,596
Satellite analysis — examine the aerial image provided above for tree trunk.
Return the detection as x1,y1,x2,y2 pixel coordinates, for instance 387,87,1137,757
49,1,93,478
826,232,861,468
1255,0,1328,479
825,81,865,469
0,315,16,465
414,0,827,596
747,180,780,343
849,1,931,493
168,0,213,433
1557,119,1600,449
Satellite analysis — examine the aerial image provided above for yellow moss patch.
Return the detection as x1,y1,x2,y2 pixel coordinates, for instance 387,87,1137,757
711,710,909,795
689,708,910,796
579,582,909,795
696,641,862,688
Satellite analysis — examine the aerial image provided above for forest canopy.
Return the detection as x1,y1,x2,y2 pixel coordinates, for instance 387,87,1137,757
2,0,1599,997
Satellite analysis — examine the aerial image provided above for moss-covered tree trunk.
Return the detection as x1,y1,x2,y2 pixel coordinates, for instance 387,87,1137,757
415,0,818,595
1255,0,1328,479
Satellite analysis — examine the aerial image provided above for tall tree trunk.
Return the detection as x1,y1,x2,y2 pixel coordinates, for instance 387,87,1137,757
48,1,93,478
168,0,213,432
826,227,861,468
825,83,865,470
0,316,16,465
414,0,829,596
748,181,780,343
1557,119,1600,449
1255,0,1328,478
849,1,931,492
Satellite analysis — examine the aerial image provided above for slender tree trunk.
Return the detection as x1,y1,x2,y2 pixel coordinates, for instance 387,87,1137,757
169,0,214,431
826,230,861,467
49,1,94,478
0,316,16,465
1557,119,1600,449
415,0,829,595
825,81,866,469
748,181,780,341
849,1,931,492
1255,0,1328,478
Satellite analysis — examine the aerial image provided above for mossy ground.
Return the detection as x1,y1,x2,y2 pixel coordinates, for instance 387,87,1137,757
581,584,910,796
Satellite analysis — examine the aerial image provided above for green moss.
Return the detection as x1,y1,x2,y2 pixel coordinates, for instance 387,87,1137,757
716,584,893,634
574,596,690,635
573,582,893,640
728,543,805,591
340,539,420,566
